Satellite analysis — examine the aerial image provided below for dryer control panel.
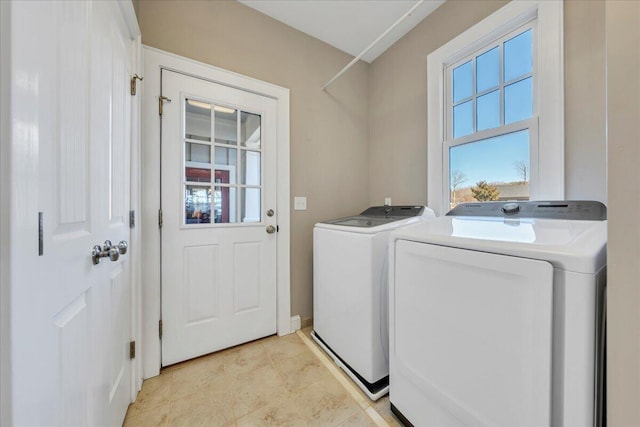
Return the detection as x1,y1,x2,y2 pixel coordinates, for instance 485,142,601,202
447,200,607,220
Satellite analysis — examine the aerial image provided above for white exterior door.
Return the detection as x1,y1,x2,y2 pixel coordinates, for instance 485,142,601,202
161,70,278,366
6,1,137,425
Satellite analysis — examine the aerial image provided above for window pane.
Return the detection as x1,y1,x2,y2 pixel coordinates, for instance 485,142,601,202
185,99,211,142
449,130,530,206
214,147,237,181
453,100,473,138
185,185,211,224
476,47,499,93
241,188,261,223
504,77,533,124
504,29,532,82
185,167,211,183
185,142,211,164
214,186,237,223
241,112,261,149
477,90,500,131
453,61,473,103
214,106,237,145
240,150,261,186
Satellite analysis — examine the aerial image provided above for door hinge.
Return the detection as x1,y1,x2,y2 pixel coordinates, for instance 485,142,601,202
159,96,171,115
129,210,135,228
130,74,143,96
158,209,163,228
38,212,44,256
159,319,163,339
129,341,136,359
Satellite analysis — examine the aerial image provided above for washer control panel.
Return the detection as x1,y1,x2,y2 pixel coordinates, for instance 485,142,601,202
447,200,607,220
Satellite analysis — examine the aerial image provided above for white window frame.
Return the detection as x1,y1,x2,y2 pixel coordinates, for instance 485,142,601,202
427,1,563,215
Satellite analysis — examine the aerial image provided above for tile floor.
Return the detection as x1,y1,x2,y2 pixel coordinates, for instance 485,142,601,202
124,327,402,427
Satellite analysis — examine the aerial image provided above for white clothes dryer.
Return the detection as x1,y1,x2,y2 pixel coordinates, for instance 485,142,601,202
389,201,606,427
312,205,435,400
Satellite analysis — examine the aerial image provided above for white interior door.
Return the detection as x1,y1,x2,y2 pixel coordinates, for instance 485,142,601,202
161,70,278,366
8,1,134,425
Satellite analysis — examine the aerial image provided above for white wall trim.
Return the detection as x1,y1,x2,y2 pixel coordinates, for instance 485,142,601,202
290,315,301,332
0,1,12,424
141,46,291,378
427,0,564,215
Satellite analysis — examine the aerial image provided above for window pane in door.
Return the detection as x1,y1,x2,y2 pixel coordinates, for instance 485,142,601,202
504,77,532,124
476,47,499,93
477,89,500,131
453,100,473,138
453,61,473,103
240,150,261,186
214,147,237,181
214,186,237,223
185,99,211,142
449,129,530,206
185,167,211,183
214,106,237,145
241,188,261,223
185,185,211,224
185,142,211,164
241,112,261,149
504,29,532,82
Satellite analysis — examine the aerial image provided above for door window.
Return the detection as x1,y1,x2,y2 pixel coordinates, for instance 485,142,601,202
183,98,262,224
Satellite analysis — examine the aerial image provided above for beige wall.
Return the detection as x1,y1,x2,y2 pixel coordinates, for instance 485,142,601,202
138,0,610,324
137,0,370,321
565,0,606,203
369,0,507,206
606,1,640,424
368,0,607,206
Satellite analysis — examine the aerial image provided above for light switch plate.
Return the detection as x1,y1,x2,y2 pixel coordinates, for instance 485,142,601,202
294,196,307,211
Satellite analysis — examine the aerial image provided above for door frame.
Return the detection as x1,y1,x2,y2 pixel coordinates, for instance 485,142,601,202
141,46,291,378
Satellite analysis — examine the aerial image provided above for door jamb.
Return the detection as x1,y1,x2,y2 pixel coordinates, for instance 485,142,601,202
141,46,291,378
119,2,143,401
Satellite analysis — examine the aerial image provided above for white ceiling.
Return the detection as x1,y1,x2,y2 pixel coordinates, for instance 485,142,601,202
239,0,446,63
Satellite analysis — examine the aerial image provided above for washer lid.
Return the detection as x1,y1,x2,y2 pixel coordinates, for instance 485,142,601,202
322,216,399,228
316,206,436,233
319,205,433,228
391,216,607,274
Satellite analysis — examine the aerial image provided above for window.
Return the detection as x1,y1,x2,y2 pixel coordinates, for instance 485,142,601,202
427,1,564,215
183,98,263,225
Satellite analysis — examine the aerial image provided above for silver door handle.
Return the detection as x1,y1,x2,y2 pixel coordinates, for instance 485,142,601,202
266,225,276,234
91,240,128,265
92,242,119,265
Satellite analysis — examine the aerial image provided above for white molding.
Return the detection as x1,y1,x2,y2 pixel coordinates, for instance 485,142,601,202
0,1,11,424
427,0,564,215
128,34,144,401
117,0,140,39
290,315,301,332
141,46,291,378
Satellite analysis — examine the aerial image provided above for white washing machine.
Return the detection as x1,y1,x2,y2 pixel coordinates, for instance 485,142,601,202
389,201,607,427
312,205,435,400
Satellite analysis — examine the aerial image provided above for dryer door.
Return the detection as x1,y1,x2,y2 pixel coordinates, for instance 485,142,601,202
391,240,553,427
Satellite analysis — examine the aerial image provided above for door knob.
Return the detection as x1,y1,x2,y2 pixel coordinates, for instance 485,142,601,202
91,240,128,265
266,225,276,234
92,244,119,265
